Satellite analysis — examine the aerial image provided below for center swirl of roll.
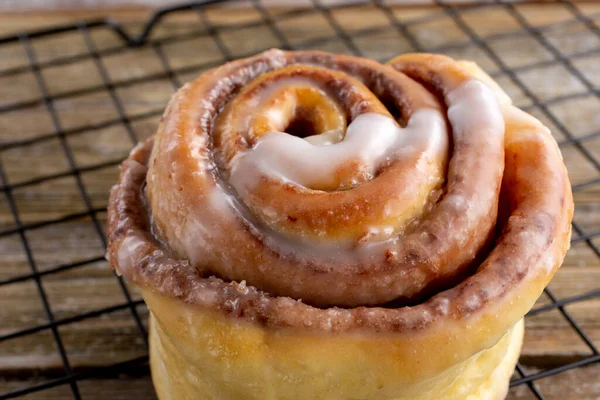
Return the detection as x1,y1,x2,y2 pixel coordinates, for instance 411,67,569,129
216,64,450,244
146,49,506,307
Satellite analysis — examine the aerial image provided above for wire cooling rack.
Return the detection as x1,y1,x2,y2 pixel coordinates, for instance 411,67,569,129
0,0,598,399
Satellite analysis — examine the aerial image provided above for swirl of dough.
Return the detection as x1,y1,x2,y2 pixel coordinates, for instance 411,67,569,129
143,49,510,307
107,50,573,400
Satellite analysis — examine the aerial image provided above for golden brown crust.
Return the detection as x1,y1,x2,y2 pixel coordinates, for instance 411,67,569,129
147,300,525,400
106,49,573,400
107,50,572,335
136,49,524,308
107,137,570,335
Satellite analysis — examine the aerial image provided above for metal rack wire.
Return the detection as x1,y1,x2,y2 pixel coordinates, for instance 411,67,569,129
0,0,598,398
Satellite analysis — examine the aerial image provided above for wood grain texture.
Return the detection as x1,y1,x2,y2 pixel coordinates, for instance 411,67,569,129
0,3,599,399
4,1,587,13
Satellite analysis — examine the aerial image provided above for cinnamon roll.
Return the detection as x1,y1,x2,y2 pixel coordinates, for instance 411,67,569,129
107,49,573,400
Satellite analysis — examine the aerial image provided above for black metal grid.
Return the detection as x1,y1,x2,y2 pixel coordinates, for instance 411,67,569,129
0,0,598,398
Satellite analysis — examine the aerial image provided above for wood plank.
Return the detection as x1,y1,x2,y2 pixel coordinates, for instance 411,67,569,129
4,1,595,14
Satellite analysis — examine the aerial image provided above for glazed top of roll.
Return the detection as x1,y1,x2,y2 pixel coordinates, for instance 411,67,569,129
107,49,572,335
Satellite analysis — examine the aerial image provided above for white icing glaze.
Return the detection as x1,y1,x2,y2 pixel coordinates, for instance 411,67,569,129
446,80,504,144
442,80,505,231
229,110,448,191
304,128,344,145
117,235,146,277
458,61,513,107
455,60,552,142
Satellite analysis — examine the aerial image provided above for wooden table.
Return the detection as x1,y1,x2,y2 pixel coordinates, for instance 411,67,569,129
0,3,599,399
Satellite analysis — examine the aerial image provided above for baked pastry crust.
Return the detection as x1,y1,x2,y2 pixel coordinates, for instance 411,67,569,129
148,293,524,400
107,49,573,400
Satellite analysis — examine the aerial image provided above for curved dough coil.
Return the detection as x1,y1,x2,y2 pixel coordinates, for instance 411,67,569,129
107,49,573,400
